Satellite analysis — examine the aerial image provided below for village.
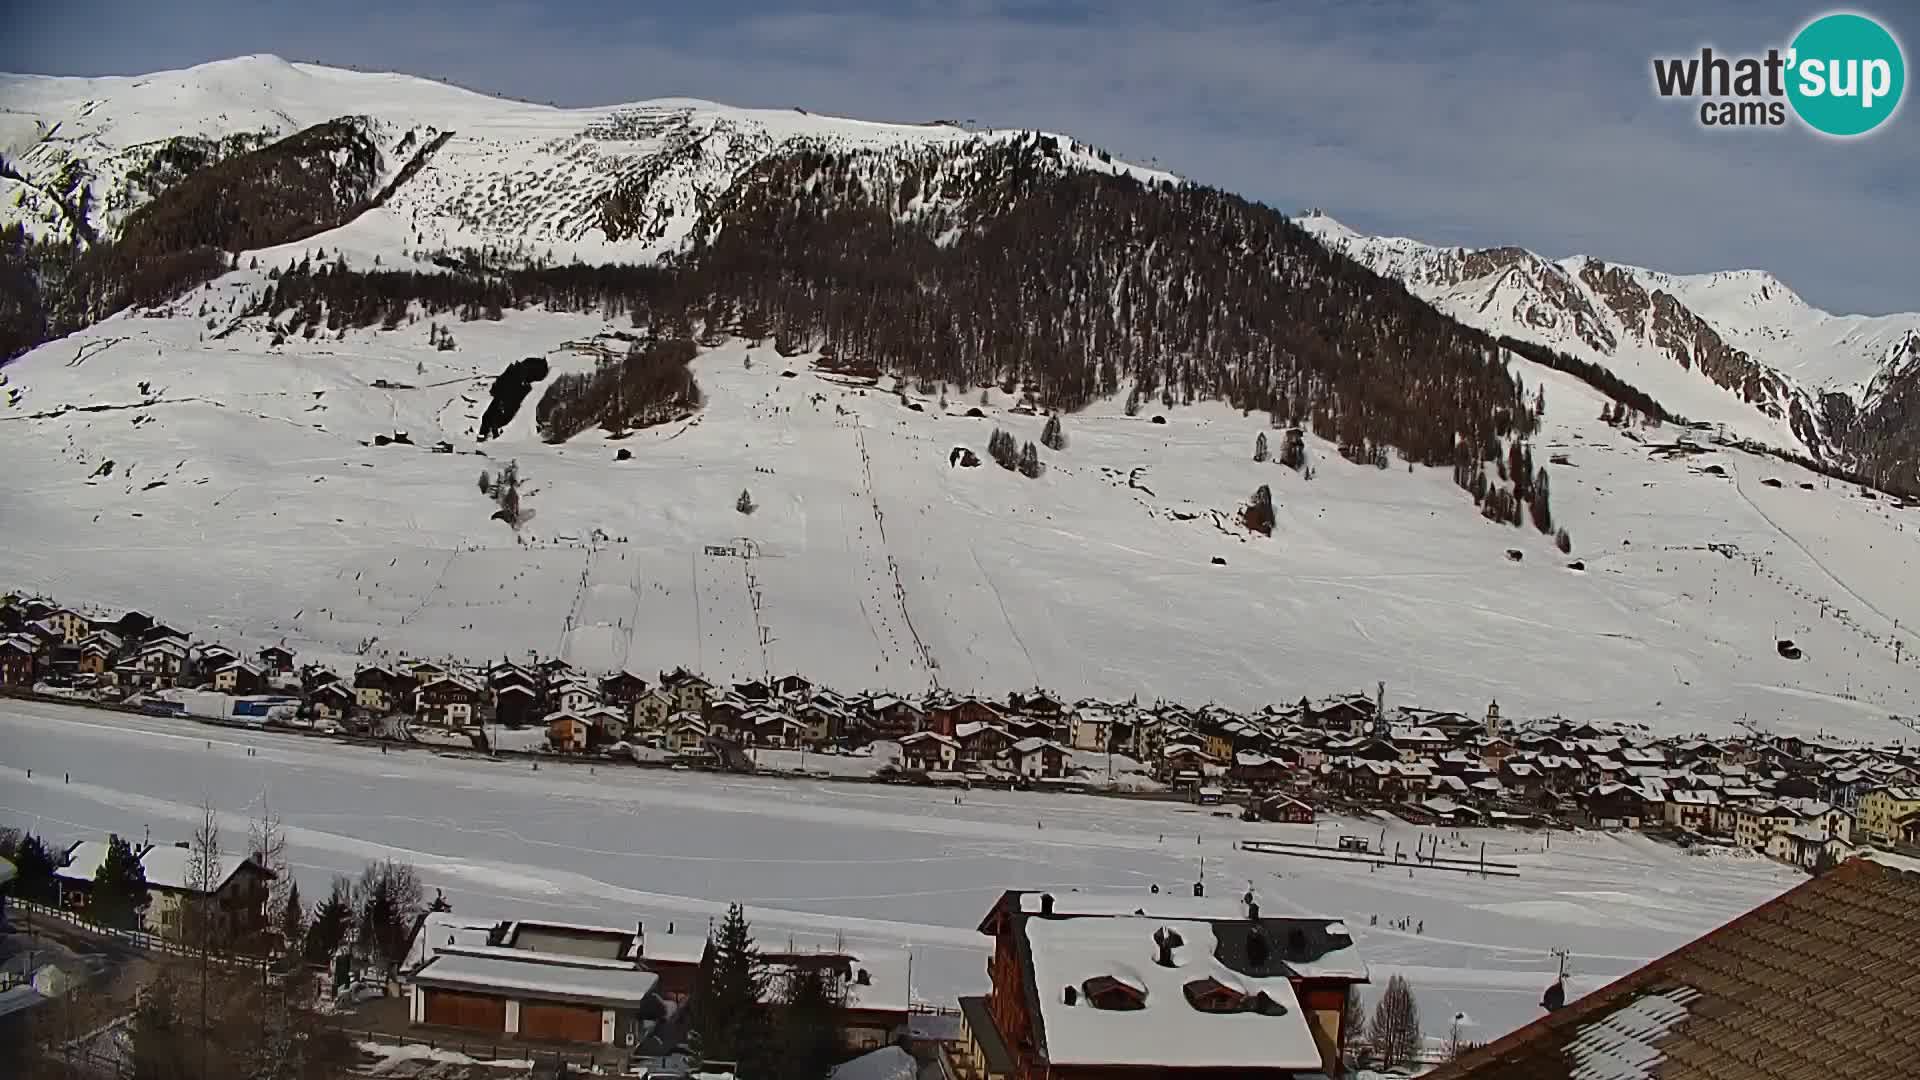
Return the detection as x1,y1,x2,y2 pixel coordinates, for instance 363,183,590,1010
7,589,1920,868
6,587,1920,1079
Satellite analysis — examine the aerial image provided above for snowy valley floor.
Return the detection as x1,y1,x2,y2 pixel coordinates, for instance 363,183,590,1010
0,699,1801,1044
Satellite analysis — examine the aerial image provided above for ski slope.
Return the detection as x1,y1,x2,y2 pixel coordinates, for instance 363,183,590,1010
0,698,1804,1043
3,276,1919,741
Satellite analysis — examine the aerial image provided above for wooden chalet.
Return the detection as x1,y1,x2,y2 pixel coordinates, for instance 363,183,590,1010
0,634,40,687
928,696,1005,737
493,682,539,727
599,670,650,709
258,645,296,674
969,889,1369,1078
308,681,355,723
415,675,485,727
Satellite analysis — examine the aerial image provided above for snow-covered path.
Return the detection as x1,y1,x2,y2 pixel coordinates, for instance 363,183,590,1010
0,699,1799,1042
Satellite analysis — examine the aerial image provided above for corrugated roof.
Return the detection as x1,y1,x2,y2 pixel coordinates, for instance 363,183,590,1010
1427,856,1920,1079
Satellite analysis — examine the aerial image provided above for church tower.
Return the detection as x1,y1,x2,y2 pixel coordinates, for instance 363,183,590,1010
1486,699,1503,740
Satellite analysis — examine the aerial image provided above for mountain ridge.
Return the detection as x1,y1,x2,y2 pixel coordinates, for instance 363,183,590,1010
1296,211,1920,492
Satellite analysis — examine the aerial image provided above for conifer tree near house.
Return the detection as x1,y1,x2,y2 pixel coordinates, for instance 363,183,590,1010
91,833,151,931
7,833,57,904
769,964,848,1080
1041,413,1066,451
691,902,770,1069
1254,431,1270,462
305,877,352,965
280,877,306,960
737,489,756,515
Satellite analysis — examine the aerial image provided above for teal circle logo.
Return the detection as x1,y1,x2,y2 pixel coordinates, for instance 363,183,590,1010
1787,12,1905,136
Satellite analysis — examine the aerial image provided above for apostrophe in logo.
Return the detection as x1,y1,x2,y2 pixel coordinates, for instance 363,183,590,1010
1787,12,1905,136
1651,10,1905,137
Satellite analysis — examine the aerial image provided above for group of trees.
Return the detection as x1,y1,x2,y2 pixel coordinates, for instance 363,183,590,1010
1,119,394,363
689,903,850,1080
481,459,524,527
1450,436,1571,551
987,427,1045,478
534,336,703,442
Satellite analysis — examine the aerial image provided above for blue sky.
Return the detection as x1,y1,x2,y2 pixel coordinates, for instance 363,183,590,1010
5,0,1915,314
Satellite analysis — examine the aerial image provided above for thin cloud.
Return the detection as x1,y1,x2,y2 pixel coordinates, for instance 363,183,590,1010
3,0,1913,312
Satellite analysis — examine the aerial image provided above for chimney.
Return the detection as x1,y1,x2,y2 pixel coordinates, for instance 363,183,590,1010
1193,880,1205,898
634,921,645,957
1063,985,1078,1005
1040,893,1055,916
1153,927,1182,967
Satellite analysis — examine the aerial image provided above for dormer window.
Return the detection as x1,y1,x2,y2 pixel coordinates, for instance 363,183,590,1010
1081,975,1147,1011
1183,977,1246,1013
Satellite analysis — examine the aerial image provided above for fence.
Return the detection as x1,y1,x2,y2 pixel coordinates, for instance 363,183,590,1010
15,898,271,970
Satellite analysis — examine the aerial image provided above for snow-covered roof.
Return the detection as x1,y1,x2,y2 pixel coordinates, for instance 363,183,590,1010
1024,917,1323,1070
411,950,658,1008
139,845,262,893
55,839,127,882
1016,891,1244,921
829,1047,916,1080
899,731,958,747
406,911,498,969
1010,736,1066,755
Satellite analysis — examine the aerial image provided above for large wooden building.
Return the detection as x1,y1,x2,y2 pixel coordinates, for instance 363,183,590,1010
963,889,1369,1078
405,916,663,1047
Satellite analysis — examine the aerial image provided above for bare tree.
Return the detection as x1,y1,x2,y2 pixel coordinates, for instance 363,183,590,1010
1368,974,1423,1070
1445,1013,1478,1062
185,798,224,952
1340,986,1369,1070
247,794,290,956
186,798,224,1080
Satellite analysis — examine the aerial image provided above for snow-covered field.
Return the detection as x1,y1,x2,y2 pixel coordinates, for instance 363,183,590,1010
0,699,1803,1043
4,285,1919,740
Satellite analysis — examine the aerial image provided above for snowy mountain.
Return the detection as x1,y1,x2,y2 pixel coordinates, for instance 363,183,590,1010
0,54,1171,262
2,57,1918,744
1296,211,1920,491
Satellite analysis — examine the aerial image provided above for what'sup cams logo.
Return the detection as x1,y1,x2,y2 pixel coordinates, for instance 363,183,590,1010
1653,11,1905,136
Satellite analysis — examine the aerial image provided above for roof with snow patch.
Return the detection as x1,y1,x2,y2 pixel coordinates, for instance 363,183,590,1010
1425,855,1920,1080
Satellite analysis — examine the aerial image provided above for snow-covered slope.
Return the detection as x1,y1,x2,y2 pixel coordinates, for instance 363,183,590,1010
4,280,1918,743
0,54,1173,261
1296,211,1920,465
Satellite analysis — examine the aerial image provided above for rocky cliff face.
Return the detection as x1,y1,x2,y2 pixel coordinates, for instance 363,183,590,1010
1299,211,1919,490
